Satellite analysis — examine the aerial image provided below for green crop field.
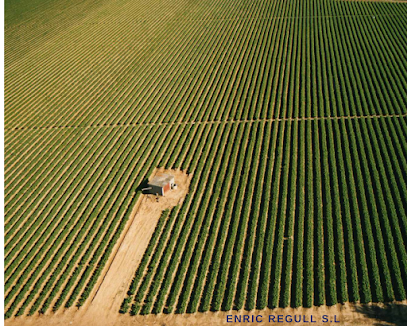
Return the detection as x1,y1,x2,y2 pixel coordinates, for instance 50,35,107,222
5,0,407,319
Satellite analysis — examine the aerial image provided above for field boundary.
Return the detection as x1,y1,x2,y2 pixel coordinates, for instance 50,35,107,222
88,193,144,306
6,112,407,132
5,300,407,326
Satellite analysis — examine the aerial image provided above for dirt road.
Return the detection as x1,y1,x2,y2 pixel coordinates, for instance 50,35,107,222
4,168,407,325
5,301,407,326
85,168,192,319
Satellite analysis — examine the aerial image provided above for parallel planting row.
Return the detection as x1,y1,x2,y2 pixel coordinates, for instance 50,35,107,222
121,117,407,314
5,0,407,129
5,122,197,318
6,116,407,318
5,0,407,318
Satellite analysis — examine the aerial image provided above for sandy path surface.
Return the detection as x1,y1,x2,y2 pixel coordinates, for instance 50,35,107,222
3,168,192,326
85,168,192,318
4,169,407,326
5,301,407,326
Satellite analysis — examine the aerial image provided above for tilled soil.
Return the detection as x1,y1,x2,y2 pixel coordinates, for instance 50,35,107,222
5,301,407,326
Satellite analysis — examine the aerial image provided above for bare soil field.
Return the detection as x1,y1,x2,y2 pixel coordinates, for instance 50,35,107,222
5,301,407,326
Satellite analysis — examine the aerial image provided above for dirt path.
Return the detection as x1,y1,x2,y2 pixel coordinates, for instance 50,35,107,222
85,168,191,318
4,168,407,326
3,168,190,325
5,301,407,326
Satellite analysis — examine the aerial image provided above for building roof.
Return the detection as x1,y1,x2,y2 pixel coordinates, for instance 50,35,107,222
148,174,174,187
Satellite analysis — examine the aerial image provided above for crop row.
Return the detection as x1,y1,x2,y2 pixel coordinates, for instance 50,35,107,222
6,0,407,134
124,117,407,314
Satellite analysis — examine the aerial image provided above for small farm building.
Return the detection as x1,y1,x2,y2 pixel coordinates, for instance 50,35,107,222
147,174,175,196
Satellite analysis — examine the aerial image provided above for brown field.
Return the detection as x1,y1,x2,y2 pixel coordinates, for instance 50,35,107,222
5,301,407,326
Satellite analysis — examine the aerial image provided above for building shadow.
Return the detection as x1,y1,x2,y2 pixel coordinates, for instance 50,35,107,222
354,303,407,326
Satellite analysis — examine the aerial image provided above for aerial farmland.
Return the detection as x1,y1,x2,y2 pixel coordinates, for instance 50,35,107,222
4,0,407,324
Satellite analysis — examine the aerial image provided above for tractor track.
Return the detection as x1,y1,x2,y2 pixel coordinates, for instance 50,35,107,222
6,112,407,132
